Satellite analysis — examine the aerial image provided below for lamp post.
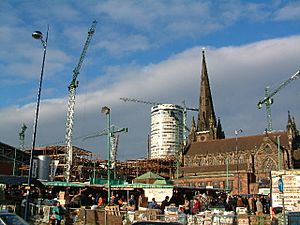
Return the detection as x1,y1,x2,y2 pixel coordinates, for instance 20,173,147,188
226,156,229,191
24,26,48,221
235,129,242,195
277,136,282,170
101,106,111,204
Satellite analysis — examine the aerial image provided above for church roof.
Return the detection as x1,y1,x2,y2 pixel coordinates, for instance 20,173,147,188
186,131,289,156
180,163,249,174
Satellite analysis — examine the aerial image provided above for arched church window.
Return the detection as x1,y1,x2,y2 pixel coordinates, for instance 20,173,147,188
199,158,204,166
187,160,192,167
262,158,276,172
212,157,217,165
264,145,272,154
239,155,244,164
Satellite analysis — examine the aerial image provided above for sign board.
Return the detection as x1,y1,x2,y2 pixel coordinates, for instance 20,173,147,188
271,170,300,211
258,188,270,195
144,188,173,203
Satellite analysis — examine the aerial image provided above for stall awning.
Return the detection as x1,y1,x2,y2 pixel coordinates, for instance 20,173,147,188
42,181,85,187
110,183,174,190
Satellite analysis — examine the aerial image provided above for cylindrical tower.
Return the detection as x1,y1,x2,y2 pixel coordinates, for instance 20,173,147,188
37,155,50,181
150,104,183,159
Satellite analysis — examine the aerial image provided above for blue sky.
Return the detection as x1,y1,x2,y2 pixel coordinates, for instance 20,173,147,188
0,0,300,160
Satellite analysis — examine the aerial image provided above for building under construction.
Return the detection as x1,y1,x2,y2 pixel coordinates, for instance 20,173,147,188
23,145,93,182
10,145,177,183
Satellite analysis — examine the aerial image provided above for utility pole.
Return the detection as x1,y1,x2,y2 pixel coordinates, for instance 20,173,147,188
277,136,282,170
235,129,242,195
226,156,229,191
83,125,128,181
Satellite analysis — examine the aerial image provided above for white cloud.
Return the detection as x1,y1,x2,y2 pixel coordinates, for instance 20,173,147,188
273,2,300,21
1,1,300,160
1,35,299,159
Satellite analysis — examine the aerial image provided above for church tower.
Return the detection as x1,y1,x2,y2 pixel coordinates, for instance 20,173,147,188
190,50,225,142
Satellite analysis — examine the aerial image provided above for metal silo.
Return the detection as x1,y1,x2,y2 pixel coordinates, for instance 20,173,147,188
37,155,50,181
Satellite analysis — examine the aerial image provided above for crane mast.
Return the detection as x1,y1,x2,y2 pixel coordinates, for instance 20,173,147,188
65,20,97,182
257,70,299,131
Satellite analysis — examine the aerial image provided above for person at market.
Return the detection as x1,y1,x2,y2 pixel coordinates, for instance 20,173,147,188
20,193,27,218
69,192,82,208
128,195,136,211
160,196,170,213
97,195,106,207
236,196,245,207
118,195,124,207
86,193,96,206
192,197,200,215
256,197,264,216
51,200,66,225
113,193,120,206
183,197,190,214
264,194,271,214
248,195,256,214
148,198,158,209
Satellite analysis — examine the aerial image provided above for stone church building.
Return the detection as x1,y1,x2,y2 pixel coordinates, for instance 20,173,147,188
177,50,300,195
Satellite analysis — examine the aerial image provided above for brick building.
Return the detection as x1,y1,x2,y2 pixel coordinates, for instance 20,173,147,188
177,50,300,195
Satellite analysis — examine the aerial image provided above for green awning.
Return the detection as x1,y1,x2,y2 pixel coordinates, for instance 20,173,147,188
111,183,174,190
42,181,85,187
134,171,165,180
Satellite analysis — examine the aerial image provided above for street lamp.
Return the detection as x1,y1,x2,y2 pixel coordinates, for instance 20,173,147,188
235,129,242,195
24,26,49,221
101,106,111,204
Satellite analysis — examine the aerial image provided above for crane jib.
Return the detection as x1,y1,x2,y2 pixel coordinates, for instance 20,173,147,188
257,69,300,131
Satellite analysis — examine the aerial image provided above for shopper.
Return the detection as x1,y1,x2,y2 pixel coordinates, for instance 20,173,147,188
51,201,65,225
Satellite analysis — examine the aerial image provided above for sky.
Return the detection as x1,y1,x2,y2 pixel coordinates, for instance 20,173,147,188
0,0,300,161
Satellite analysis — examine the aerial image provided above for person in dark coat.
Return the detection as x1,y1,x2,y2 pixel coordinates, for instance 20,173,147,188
160,196,170,213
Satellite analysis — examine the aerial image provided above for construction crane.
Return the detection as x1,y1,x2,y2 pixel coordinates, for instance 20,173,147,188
19,123,27,150
257,70,299,131
65,20,97,182
13,123,27,175
83,125,128,180
120,97,198,144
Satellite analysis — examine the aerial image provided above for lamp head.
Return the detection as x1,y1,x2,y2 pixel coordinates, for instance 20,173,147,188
101,106,110,115
32,31,43,40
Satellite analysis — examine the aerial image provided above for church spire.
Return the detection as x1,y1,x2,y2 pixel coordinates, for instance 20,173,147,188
197,49,217,132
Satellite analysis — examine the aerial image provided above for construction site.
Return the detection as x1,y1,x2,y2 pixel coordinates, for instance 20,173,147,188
0,20,181,185
20,145,177,183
